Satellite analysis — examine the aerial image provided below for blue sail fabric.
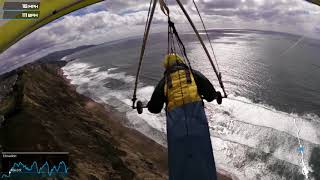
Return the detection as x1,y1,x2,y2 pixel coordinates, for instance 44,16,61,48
166,101,217,180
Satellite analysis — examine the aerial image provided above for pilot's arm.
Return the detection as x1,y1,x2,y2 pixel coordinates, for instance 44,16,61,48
193,70,218,102
147,78,166,114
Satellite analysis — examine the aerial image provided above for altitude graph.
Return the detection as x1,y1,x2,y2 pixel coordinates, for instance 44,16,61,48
0,152,69,179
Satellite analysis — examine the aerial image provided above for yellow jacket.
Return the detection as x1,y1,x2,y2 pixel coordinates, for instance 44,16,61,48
148,55,217,113
164,65,202,111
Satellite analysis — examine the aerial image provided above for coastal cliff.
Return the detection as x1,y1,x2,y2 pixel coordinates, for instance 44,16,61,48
0,61,232,180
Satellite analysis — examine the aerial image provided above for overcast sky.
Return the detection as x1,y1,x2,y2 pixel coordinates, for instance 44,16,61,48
0,0,319,73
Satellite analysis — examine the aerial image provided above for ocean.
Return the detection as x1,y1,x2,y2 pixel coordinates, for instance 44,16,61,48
61,29,320,180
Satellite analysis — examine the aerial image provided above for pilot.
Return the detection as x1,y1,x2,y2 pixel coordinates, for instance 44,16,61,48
147,53,222,180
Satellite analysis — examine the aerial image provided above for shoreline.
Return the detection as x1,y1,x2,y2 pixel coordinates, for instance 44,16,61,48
1,63,168,179
60,65,234,180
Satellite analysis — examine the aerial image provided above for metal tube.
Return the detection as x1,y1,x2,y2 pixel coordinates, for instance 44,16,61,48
175,0,227,97
132,0,158,108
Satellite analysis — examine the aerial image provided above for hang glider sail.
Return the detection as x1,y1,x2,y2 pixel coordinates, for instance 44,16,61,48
306,0,320,6
0,0,103,54
0,0,319,54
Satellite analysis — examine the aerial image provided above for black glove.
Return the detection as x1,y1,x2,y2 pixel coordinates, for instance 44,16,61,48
216,91,222,105
137,101,144,114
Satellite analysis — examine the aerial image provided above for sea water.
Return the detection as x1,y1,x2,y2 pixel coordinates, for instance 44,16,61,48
62,30,320,180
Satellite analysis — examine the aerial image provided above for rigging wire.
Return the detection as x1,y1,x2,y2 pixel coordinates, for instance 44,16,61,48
225,33,310,174
134,0,306,105
223,35,306,104
279,36,305,57
165,8,195,177
133,2,313,179
219,33,310,179
172,5,197,70
168,19,193,70
175,0,227,97
192,0,220,73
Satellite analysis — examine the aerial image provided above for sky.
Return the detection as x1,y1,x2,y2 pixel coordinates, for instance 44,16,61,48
0,0,319,73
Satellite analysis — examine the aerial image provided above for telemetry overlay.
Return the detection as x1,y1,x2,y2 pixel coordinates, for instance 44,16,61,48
0,152,69,179
1,0,40,20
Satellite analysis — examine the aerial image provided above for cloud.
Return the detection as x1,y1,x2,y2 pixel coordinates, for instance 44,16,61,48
195,0,313,20
0,0,320,74
200,0,242,9
315,25,320,33
191,0,320,36
0,6,168,73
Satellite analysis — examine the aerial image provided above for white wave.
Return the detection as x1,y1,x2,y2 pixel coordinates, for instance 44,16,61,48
61,56,68,61
212,95,320,145
204,95,320,178
62,61,90,74
62,61,320,180
63,61,167,144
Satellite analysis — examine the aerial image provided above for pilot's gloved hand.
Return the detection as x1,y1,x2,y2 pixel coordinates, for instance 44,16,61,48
216,91,222,105
137,101,145,114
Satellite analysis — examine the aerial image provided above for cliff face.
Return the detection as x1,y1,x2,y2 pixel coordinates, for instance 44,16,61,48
0,62,168,179
0,61,233,180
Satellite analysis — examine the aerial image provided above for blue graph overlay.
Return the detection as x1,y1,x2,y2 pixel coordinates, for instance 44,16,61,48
1,161,68,179
1,152,69,179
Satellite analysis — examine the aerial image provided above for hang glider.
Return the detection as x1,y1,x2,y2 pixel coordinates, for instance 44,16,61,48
0,0,103,54
306,0,320,6
0,0,319,54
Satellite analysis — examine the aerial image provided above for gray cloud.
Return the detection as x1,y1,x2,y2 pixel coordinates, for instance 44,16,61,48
104,0,149,13
190,0,319,37
0,4,171,73
315,25,320,33
199,0,242,9
1,0,319,73
192,0,318,23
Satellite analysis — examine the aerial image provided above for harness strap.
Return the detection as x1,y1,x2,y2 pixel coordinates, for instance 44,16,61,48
165,64,189,74
185,69,192,83
165,65,192,89
166,74,173,88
